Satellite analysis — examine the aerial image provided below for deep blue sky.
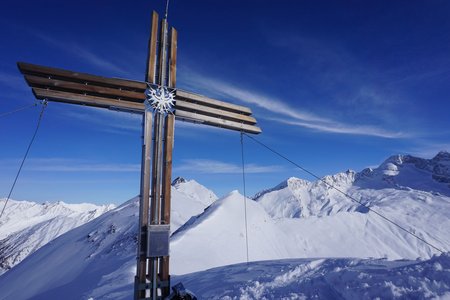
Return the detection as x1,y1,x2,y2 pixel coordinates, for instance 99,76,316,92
1,1,449,204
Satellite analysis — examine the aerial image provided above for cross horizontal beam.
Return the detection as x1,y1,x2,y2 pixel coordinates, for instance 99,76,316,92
18,62,262,134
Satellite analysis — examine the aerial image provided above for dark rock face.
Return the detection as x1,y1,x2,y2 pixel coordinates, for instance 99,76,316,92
400,152,450,184
355,151,450,195
172,177,187,186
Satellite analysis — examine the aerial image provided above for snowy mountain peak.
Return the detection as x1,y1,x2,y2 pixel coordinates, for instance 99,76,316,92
0,198,114,275
255,171,359,220
356,152,450,195
253,177,310,200
172,176,187,186
171,190,288,275
314,171,356,188
286,177,310,188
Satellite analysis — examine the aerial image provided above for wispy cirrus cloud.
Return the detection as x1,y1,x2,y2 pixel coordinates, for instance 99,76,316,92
174,159,283,174
0,158,140,172
0,71,28,91
32,32,132,76
180,70,405,138
58,106,141,134
269,117,405,138
406,142,450,159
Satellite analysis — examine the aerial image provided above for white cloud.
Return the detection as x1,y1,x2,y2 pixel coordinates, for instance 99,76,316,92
180,70,405,138
174,159,283,174
32,32,131,76
0,158,140,172
406,143,450,159
60,106,141,133
0,71,28,91
268,117,405,138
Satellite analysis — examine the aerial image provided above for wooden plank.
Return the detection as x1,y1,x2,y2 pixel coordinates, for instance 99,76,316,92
175,110,262,134
146,11,159,84
176,89,252,115
161,114,174,225
136,110,152,300
168,27,177,88
160,114,174,296
176,100,257,125
32,88,262,133
18,62,147,92
32,88,144,112
25,75,145,103
18,63,261,121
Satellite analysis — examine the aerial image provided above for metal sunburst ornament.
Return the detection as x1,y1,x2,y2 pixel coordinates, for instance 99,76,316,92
145,85,175,114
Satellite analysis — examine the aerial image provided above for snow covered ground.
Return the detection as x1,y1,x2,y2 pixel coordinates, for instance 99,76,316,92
172,254,450,299
0,152,449,299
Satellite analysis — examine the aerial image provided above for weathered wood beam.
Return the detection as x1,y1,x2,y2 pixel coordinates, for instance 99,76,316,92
18,62,147,92
160,114,174,296
146,11,159,84
19,62,262,134
169,28,177,89
20,63,253,116
32,88,261,133
25,75,145,102
176,89,252,115
136,109,153,300
32,88,144,112
176,100,257,125
175,110,262,134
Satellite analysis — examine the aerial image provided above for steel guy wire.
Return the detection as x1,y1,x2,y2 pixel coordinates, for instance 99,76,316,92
0,100,47,220
240,132,250,264
242,132,446,254
0,102,37,118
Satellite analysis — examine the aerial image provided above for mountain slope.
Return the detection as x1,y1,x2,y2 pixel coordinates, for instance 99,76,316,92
0,153,449,299
171,191,291,275
171,186,449,274
0,179,217,299
0,199,114,275
170,177,217,231
171,152,450,274
0,178,216,277
356,151,450,195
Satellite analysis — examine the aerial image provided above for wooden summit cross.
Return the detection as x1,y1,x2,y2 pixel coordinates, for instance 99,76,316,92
17,9,261,300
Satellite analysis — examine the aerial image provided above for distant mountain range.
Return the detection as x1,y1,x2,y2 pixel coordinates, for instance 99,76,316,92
0,152,449,299
0,199,114,275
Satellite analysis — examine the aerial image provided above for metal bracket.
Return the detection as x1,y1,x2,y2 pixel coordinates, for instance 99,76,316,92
147,224,170,257
145,84,176,114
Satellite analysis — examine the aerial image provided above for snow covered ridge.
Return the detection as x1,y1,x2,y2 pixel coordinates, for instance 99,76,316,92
0,198,114,275
0,180,218,300
171,189,450,275
0,178,216,277
255,151,450,219
357,151,450,195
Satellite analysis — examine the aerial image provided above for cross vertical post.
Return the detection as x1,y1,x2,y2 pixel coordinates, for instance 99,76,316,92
159,26,177,297
144,11,177,299
15,6,261,300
